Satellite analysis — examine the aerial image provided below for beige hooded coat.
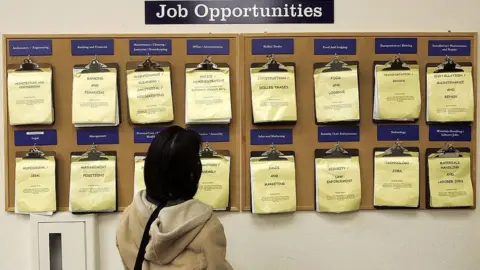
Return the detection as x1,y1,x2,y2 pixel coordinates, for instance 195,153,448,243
116,190,233,270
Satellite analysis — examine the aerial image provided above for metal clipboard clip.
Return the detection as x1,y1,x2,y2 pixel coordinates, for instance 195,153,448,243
260,54,287,72
81,55,109,73
260,143,287,161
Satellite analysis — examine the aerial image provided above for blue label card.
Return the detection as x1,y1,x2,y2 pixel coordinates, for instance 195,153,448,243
428,40,471,56
377,125,419,141
129,39,172,55
375,38,418,54
318,126,360,142
314,39,356,55
186,39,230,55
252,39,294,55
71,39,114,56
250,129,293,145
187,125,230,142
429,126,471,141
134,127,165,144
14,130,57,146
9,40,52,56
77,128,119,145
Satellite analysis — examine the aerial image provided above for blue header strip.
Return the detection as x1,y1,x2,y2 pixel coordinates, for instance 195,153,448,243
77,128,119,145
250,129,293,145
429,126,471,141
130,39,172,55
375,38,418,54
377,125,419,141
428,40,471,56
134,127,165,144
318,126,360,142
314,39,356,55
9,40,52,56
252,39,294,55
186,39,230,55
71,39,114,56
14,130,57,146
187,125,230,142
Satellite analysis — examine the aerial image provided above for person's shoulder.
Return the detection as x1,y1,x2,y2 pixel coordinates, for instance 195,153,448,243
198,212,225,243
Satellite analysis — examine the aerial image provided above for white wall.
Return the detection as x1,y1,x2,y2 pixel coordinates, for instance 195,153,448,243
1,0,480,269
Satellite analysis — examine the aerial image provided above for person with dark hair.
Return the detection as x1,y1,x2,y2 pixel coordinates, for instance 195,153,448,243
116,125,233,270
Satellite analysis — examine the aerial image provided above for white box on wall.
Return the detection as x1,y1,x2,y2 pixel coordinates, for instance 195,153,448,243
30,213,98,270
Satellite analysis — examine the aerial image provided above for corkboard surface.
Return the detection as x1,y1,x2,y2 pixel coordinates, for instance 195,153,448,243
3,33,477,213
241,33,477,211
3,34,241,212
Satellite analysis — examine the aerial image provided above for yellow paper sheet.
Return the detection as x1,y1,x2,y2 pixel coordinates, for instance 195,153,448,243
250,66,297,123
314,66,360,122
70,156,116,212
250,156,296,214
133,156,146,196
185,67,232,123
72,69,117,124
315,156,361,213
127,69,174,124
375,65,421,120
374,152,419,207
15,156,56,213
428,153,473,207
7,69,53,125
427,67,474,122
194,156,230,210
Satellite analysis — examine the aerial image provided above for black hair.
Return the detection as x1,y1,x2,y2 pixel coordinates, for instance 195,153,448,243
143,125,202,204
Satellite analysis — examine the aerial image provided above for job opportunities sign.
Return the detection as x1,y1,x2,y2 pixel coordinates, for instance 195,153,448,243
145,0,334,24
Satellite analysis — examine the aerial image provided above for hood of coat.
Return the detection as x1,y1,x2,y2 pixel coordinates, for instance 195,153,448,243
117,190,213,265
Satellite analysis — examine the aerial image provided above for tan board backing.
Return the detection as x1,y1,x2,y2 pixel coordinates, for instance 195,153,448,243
3,34,241,212
241,33,477,211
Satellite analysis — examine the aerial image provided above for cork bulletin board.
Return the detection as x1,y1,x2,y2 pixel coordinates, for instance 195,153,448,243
241,33,477,211
3,34,242,212
3,32,477,213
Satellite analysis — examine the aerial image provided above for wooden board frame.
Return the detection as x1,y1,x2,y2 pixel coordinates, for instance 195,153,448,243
241,32,477,211
3,34,242,212
2,32,476,213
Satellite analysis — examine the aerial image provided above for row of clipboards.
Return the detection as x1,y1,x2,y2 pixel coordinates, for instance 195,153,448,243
249,141,473,214
14,142,233,214
7,53,474,127
7,55,233,126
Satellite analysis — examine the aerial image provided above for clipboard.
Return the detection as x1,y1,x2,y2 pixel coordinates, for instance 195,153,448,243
15,146,57,214
425,145,473,209
7,56,56,126
372,57,419,124
70,146,118,214
126,58,174,125
184,56,231,125
372,144,420,209
73,56,121,126
313,60,360,125
250,55,297,126
314,145,359,211
199,143,232,211
425,57,474,125
250,145,295,212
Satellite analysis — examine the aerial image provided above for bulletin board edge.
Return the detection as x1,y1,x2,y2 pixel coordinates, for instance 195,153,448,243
2,33,241,39
240,32,478,38
3,34,9,211
238,34,246,211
